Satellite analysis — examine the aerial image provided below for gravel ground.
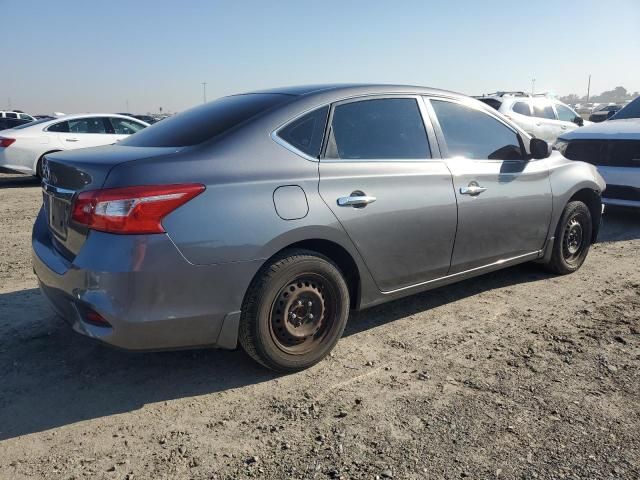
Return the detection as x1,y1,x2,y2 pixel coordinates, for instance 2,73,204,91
0,172,638,480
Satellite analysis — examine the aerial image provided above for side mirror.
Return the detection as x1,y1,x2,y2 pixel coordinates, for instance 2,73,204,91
530,138,551,159
573,116,584,126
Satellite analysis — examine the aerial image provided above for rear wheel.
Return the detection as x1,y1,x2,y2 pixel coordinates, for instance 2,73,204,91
544,200,593,274
239,249,350,372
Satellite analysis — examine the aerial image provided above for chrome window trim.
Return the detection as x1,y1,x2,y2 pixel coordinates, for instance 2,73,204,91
270,92,456,163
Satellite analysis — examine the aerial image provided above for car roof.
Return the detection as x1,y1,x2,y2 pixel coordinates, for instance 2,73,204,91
247,83,463,99
48,113,143,121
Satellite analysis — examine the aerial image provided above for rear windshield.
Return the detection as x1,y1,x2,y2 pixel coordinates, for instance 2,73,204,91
477,98,502,110
120,93,293,147
610,97,640,120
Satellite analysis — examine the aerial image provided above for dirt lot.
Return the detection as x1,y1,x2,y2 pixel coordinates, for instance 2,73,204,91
0,172,638,480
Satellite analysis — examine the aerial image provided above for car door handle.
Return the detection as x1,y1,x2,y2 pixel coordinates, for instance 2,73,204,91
560,125,568,130
65,138,79,142
337,194,376,207
460,185,487,196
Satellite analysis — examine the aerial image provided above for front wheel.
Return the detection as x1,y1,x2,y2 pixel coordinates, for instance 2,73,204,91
543,200,593,274
239,249,350,372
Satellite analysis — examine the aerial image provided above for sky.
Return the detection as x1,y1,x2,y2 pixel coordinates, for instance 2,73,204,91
3,0,639,114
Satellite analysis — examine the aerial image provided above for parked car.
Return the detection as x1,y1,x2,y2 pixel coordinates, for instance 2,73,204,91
0,114,148,176
0,117,32,131
0,110,35,122
32,84,605,372
556,117,640,208
116,113,159,124
475,92,586,142
133,115,158,124
589,104,622,123
575,103,595,114
610,96,640,120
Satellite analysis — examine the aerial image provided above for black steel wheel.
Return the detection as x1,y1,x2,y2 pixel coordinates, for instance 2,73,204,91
544,200,593,274
239,249,350,372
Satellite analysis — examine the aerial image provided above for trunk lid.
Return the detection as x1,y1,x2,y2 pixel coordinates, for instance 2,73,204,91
41,145,183,259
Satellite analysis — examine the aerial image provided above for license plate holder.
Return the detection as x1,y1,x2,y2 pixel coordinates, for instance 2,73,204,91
45,192,70,239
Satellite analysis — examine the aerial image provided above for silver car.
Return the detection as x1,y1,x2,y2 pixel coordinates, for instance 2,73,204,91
476,92,587,142
32,84,605,372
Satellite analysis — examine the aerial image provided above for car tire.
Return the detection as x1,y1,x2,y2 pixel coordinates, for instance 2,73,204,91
239,249,350,372
544,200,593,275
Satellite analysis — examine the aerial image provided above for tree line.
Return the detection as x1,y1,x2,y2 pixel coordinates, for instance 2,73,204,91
560,86,639,104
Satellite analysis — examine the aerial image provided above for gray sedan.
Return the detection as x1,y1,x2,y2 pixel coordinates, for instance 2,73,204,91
32,84,605,371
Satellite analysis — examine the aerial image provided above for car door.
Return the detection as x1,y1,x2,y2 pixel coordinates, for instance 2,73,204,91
554,103,582,134
427,97,552,274
531,99,559,142
53,117,117,149
108,117,147,142
318,96,458,292
506,100,537,137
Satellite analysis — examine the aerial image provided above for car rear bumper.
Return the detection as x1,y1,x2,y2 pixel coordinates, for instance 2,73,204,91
32,207,261,351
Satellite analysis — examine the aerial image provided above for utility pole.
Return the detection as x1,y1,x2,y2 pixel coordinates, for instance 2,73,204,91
126,99,130,113
586,74,591,102
202,82,207,104
531,78,536,95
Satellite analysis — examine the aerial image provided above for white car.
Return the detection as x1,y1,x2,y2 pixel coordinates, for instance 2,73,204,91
555,96,640,208
0,114,149,176
0,110,36,122
476,92,589,143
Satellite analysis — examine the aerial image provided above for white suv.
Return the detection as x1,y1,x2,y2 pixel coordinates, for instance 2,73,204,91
0,111,35,122
476,92,587,143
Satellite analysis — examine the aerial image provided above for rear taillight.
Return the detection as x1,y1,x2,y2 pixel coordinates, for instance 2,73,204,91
85,309,112,327
0,138,15,148
71,184,205,234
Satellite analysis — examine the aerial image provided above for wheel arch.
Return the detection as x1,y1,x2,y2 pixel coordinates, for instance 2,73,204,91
568,187,602,242
34,150,62,177
250,238,363,311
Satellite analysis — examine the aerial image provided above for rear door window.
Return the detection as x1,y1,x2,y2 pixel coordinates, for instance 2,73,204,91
66,117,110,134
325,98,430,160
533,102,556,120
277,106,329,158
512,102,532,116
5,112,18,119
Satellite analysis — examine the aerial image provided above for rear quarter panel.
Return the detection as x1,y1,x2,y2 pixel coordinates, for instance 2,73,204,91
103,116,380,307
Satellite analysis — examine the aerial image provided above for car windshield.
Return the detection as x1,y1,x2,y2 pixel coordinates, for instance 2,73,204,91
610,97,640,120
12,118,53,129
119,93,294,147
